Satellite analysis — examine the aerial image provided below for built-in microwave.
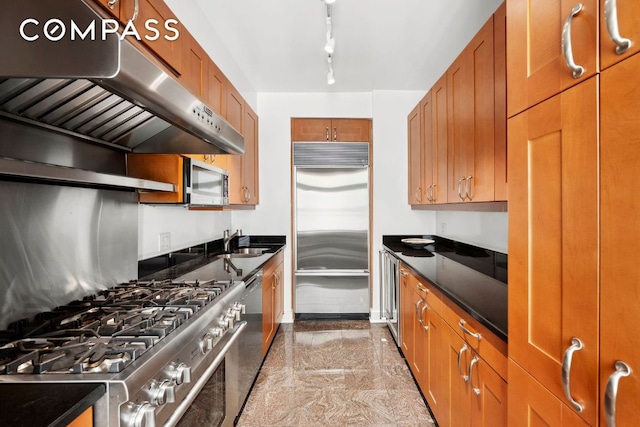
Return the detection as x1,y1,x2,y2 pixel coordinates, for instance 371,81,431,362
184,157,229,206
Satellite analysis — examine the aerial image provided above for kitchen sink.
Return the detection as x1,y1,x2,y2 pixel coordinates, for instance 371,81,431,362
215,247,269,259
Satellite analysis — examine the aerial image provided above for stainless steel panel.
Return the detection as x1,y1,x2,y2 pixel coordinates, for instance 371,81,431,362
380,250,400,345
0,0,120,78
0,157,175,192
295,167,369,271
0,181,138,329
0,1,245,156
295,274,369,314
293,142,369,166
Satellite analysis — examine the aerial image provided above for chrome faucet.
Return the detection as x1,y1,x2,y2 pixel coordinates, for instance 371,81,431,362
223,229,242,252
223,258,243,277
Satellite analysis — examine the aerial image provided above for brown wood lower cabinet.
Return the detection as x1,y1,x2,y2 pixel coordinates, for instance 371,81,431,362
399,262,507,427
67,406,93,427
509,360,589,426
262,251,284,356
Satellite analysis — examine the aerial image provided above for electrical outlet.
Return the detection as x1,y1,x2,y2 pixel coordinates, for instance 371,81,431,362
159,232,171,252
440,222,447,234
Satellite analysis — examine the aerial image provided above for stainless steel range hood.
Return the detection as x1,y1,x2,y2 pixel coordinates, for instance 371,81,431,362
0,0,244,156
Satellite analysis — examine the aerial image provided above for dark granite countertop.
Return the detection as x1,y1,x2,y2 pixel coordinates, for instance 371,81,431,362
383,235,507,342
0,382,105,427
139,235,286,283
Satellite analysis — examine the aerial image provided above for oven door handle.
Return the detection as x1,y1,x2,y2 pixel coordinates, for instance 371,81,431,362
165,321,247,426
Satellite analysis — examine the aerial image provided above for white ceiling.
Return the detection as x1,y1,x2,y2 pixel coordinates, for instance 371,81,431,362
186,0,505,93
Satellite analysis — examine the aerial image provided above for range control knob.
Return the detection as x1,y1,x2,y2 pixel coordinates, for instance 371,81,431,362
146,379,176,405
120,401,156,427
231,303,246,320
210,326,224,337
166,362,192,385
199,331,214,355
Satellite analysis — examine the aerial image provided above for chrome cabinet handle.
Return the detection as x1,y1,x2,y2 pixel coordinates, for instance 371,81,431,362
415,187,421,203
468,355,481,396
325,127,329,141
400,269,408,278
431,184,436,203
416,283,429,294
605,0,632,55
465,176,473,201
415,300,424,326
457,177,466,201
457,344,469,381
561,3,586,79
458,319,482,341
420,303,429,331
333,127,337,141
133,0,140,22
561,337,585,412
605,361,632,427
425,184,432,202
108,0,118,10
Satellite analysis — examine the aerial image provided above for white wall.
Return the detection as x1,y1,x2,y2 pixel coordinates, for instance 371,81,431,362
436,211,508,253
138,205,231,260
164,0,257,109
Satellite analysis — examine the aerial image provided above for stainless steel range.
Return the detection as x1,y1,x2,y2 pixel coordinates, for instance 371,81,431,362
0,278,248,427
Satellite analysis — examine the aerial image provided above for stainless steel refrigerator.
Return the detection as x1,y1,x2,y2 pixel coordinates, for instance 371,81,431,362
293,142,370,318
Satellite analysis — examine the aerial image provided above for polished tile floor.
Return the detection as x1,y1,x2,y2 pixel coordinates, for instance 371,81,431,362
236,320,436,427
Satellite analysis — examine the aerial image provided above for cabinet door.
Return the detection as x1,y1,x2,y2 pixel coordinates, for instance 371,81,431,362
445,324,471,427
332,119,370,142
242,103,259,205
292,118,332,141
207,60,226,117
422,304,446,419
470,355,507,427
121,0,182,74
226,154,243,205
493,2,508,201
408,103,423,205
262,274,275,356
467,16,496,202
509,360,591,427
506,0,598,117
431,75,448,204
225,82,244,133
600,0,640,70
600,52,640,427
447,47,473,203
421,91,434,203
274,263,284,324
400,267,415,366
180,31,207,100
508,78,599,425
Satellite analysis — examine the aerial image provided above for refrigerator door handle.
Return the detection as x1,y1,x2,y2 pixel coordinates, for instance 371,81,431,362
295,270,369,277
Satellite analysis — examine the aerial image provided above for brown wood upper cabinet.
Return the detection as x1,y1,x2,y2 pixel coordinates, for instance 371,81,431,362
179,31,207,101
448,15,496,203
507,0,598,117
120,0,182,75
408,3,505,207
407,103,422,205
226,102,259,206
292,118,371,142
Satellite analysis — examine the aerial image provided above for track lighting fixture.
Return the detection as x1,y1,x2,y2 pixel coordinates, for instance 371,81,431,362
324,1,336,84
327,55,335,85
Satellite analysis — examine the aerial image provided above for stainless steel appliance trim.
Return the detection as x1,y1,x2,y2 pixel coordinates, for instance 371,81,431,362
292,142,369,166
184,157,229,206
0,0,244,156
294,270,369,276
165,321,247,427
0,156,175,192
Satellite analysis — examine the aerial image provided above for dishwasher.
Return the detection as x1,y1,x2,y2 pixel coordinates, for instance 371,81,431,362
235,270,264,422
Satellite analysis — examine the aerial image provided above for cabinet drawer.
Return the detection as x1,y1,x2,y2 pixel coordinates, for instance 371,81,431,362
439,298,507,380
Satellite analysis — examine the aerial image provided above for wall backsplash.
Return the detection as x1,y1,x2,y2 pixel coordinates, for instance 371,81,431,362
138,205,232,260
436,210,508,253
0,181,138,329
